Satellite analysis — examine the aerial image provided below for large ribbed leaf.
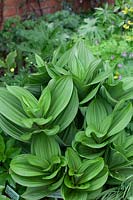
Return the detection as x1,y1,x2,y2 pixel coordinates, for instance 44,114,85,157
0,89,28,127
122,77,133,91
75,131,108,148
49,174,65,191
74,40,94,70
88,166,108,191
0,114,30,141
38,86,51,117
22,186,50,200
107,148,131,170
89,69,112,85
47,76,73,120
64,174,90,189
65,148,82,171
7,85,38,108
80,84,100,105
10,154,45,177
62,185,88,200
78,157,104,184
108,102,133,137
73,141,104,159
54,87,79,132
31,133,61,161
27,155,49,169
86,98,107,130
85,59,101,83
55,49,71,68
99,114,113,135
10,171,53,187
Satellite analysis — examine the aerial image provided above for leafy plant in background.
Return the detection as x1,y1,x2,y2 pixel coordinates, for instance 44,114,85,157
0,50,32,87
86,36,133,79
78,18,105,43
17,21,68,61
0,10,82,65
0,51,17,76
94,3,121,36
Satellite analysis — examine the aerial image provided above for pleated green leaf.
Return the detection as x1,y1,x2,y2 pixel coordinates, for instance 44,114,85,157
7,85,38,109
80,84,100,105
38,86,51,117
27,155,49,169
22,186,50,200
86,97,107,130
108,102,133,137
65,148,82,172
64,174,91,189
49,174,65,191
89,69,112,85
31,133,61,161
0,114,30,142
75,131,108,148
0,88,28,127
10,154,45,177
54,87,79,132
78,157,104,184
84,59,102,84
62,185,88,200
99,114,113,135
47,76,73,120
73,142,105,159
88,166,108,191
10,171,53,187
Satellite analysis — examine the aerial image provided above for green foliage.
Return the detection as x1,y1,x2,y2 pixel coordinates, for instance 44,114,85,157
0,75,79,141
0,5,132,200
0,130,21,190
0,39,132,200
10,133,67,200
78,18,105,43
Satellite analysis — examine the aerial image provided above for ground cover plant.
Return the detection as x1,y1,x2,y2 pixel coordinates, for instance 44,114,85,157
0,1,132,200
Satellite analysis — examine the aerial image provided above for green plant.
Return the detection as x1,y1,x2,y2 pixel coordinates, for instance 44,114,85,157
10,133,67,200
0,50,17,75
0,130,21,188
51,40,112,100
86,36,133,79
0,40,132,200
62,148,108,200
78,18,105,43
0,73,79,142
73,97,132,159
0,50,32,86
